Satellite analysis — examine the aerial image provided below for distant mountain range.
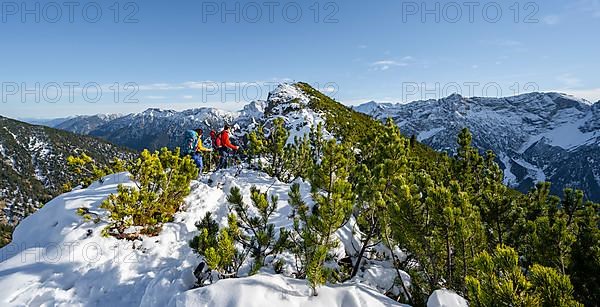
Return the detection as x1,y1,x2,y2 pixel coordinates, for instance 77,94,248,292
35,103,266,151
355,92,600,201
0,116,133,224
20,117,74,128
28,89,600,201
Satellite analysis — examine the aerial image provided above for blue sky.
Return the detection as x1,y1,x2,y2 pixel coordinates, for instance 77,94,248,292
1,0,600,118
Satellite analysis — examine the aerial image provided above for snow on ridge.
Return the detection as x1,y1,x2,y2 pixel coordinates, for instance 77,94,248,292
517,113,598,151
278,108,332,145
268,83,311,107
353,101,386,115
0,169,411,307
0,144,17,171
417,127,445,142
499,154,517,186
513,157,546,183
173,273,406,307
263,83,332,145
427,289,468,307
361,91,599,153
2,127,19,145
554,92,595,106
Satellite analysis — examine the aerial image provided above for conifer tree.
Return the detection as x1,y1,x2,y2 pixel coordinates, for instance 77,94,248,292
247,124,267,170
204,227,237,278
190,212,219,254
454,127,484,192
466,245,582,307
247,118,290,180
478,151,519,247
568,200,600,305
67,153,127,187
284,135,314,181
389,171,486,302
191,213,242,281
287,140,354,296
517,185,576,273
227,186,288,274
309,122,325,162
266,118,290,178
351,164,384,278
101,148,197,238
514,184,600,304
529,264,582,307
351,119,414,302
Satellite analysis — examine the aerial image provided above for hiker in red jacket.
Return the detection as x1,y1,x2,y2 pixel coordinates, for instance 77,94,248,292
215,124,238,170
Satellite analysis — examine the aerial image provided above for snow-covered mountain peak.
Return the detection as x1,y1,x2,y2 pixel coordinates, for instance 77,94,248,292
240,100,266,117
265,83,312,116
268,83,310,104
357,92,600,201
258,83,330,144
139,108,177,117
353,100,393,115
446,92,464,101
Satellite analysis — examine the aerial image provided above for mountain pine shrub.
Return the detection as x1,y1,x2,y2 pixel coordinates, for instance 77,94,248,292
286,140,354,295
67,153,127,187
100,147,197,238
190,212,219,254
227,186,289,274
466,245,582,307
0,223,13,248
247,117,290,180
190,212,243,282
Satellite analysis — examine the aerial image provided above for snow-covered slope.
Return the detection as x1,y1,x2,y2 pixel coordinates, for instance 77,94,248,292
356,93,600,201
264,83,332,144
0,116,133,224
0,170,410,306
427,290,468,307
174,273,403,307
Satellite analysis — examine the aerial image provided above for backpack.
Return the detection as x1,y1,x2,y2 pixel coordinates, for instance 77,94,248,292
215,131,224,148
184,130,199,155
209,130,218,149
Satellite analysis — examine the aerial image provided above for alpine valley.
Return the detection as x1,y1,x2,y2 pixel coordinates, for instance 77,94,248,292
356,93,600,201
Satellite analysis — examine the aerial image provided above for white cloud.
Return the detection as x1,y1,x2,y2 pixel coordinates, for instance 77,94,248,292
358,44,368,49
370,56,414,71
145,95,167,99
182,95,193,99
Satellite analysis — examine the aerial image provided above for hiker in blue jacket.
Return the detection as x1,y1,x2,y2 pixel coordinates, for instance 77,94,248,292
184,129,212,173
